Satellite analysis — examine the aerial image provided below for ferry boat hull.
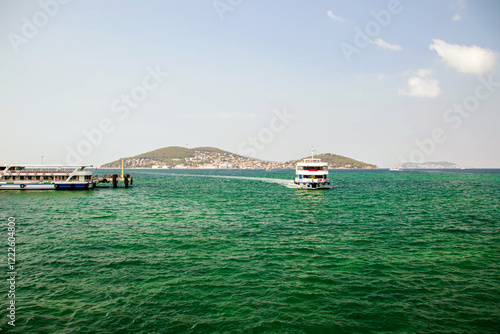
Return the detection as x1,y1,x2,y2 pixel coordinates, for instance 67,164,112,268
0,165,95,190
294,181,330,190
294,148,331,190
0,182,94,190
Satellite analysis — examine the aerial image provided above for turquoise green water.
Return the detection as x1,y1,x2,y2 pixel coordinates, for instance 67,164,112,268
1,169,499,333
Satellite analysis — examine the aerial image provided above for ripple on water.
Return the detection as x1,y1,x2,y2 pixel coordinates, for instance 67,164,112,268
1,169,499,333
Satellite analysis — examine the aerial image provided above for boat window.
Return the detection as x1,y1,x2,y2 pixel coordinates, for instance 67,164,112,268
303,167,322,171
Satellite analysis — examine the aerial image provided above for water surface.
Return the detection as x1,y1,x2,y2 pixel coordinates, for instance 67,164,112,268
1,169,499,333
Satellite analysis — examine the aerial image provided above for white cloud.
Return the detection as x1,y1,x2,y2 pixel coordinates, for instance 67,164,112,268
399,69,442,98
416,68,432,77
451,1,465,21
377,74,387,81
326,10,346,22
429,39,498,76
370,38,403,51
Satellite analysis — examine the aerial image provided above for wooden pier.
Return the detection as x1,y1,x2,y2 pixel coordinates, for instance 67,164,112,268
93,174,133,188
93,160,133,188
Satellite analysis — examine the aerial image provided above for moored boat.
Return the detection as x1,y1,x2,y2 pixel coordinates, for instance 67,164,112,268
0,165,95,190
294,148,330,189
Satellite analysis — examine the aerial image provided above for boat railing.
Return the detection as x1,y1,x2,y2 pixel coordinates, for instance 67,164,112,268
2,170,94,176
3,166,93,173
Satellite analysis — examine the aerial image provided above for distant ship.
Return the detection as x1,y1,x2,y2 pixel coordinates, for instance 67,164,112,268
0,165,95,190
294,148,330,189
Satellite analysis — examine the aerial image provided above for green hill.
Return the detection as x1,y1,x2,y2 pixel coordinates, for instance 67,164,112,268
101,146,378,169
132,146,193,160
101,146,248,168
307,153,377,169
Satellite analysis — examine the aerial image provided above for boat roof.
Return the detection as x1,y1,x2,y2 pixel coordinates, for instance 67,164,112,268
297,158,328,166
297,147,328,166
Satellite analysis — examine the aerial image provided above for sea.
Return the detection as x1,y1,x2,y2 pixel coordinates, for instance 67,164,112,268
1,169,499,333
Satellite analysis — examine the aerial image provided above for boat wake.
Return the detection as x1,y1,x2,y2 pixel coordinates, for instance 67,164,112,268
139,171,298,188
139,171,339,190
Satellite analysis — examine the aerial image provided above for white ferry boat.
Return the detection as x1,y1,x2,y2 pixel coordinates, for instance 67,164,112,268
0,165,95,190
294,148,330,189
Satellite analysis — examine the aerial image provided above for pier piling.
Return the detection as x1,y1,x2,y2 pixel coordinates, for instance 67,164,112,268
92,171,134,189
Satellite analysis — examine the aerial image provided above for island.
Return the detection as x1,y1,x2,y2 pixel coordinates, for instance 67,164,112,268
101,146,378,170
392,161,468,170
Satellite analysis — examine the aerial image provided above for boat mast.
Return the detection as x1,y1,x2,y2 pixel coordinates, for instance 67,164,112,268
311,146,315,159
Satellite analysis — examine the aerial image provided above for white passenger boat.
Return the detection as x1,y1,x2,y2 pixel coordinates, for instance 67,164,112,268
294,148,330,189
0,165,95,190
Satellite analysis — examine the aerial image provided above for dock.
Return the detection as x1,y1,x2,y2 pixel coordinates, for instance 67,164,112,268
94,160,133,188
93,174,133,188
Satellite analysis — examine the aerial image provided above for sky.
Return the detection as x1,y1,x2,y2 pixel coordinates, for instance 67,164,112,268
1,0,499,168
